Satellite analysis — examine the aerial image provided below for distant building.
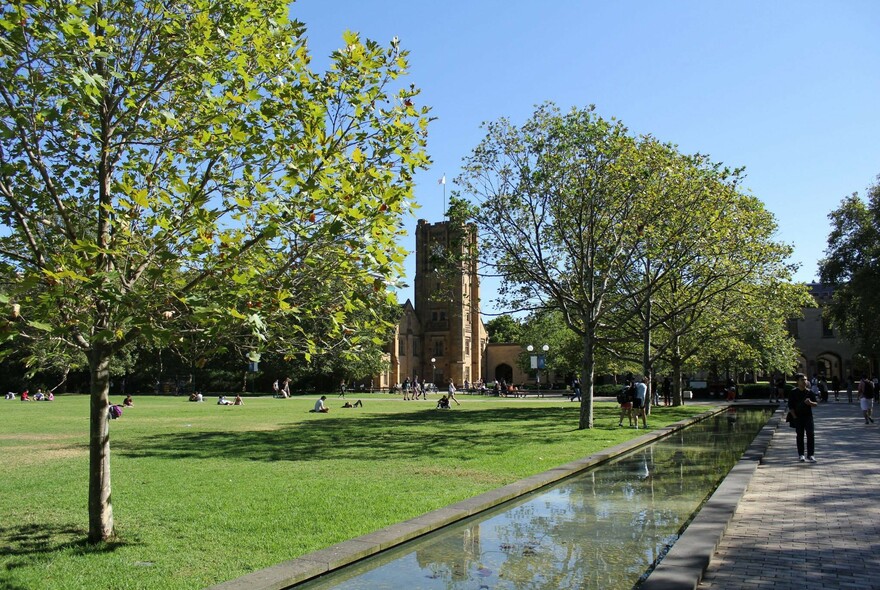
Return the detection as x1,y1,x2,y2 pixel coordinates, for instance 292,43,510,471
790,283,876,380
378,219,487,388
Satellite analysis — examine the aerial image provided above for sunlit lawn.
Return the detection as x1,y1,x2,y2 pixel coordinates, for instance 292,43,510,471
0,393,704,589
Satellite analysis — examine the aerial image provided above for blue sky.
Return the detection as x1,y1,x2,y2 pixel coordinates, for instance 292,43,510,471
293,0,880,314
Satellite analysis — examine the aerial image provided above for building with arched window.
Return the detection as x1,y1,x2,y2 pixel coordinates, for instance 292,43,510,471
377,220,487,389
790,283,876,381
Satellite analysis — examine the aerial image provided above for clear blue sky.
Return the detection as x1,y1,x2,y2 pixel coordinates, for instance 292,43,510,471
293,0,880,314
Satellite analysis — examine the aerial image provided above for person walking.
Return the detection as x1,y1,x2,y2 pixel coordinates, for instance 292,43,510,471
447,379,461,405
860,376,875,424
569,377,582,402
789,373,818,462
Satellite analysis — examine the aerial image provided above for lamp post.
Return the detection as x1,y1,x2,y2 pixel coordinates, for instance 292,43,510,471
527,344,549,388
430,357,436,389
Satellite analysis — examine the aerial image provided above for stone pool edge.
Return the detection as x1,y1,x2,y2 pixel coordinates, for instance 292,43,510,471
206,405,742,590
639,404,783,590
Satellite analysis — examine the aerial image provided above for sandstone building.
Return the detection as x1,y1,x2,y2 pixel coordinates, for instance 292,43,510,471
378,219,487,388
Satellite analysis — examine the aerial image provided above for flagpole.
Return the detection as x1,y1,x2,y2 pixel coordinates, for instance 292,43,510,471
439,173,447,218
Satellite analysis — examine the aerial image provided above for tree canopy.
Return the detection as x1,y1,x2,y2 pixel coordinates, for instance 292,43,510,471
458,103,801,427
0,0,431,541
819,176,880,360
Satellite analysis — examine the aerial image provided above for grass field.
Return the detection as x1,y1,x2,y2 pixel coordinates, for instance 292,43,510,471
0,393,704,589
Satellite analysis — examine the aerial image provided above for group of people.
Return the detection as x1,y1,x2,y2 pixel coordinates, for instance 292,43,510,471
311,395,363,413
400,377,428,400
272,377,292,398
766,373,879,465
7,388,54,401
617,377,649,429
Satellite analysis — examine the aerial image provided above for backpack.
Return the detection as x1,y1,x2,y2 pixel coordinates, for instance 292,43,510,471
616,390,627,404
108,405,123,419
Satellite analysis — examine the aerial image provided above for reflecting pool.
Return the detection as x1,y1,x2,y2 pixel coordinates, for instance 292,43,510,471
295,406,772,590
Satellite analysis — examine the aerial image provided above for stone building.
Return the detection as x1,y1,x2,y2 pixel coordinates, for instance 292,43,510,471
791,283,876,380
378,219,487,388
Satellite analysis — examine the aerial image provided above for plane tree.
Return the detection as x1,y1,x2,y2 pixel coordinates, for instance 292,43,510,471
0,0,430,542
457,104,662,429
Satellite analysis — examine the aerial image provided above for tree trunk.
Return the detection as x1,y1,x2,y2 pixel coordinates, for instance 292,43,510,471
670,334,683,406
671,357,684,407
578,331,596,429
88,346,114,542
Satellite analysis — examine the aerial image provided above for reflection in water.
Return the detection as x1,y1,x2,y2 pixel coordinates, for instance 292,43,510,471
295,408,772,590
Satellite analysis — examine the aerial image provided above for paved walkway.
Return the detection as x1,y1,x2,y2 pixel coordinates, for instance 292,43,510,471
698,399,880,589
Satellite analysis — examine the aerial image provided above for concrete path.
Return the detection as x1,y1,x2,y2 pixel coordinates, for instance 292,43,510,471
698,399,880,589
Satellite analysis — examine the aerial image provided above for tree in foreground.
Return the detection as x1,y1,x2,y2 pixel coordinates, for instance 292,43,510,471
820,177,880,361
0,0,430,542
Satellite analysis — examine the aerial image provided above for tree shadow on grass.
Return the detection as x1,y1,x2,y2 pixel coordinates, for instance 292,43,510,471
116,405,624,463
0,522,128,574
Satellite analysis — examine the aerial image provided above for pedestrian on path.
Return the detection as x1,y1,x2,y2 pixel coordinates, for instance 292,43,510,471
789,372,818,462
860,376,874,424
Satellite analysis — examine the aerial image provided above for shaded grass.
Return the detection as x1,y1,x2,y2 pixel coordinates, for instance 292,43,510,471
0,394,703,589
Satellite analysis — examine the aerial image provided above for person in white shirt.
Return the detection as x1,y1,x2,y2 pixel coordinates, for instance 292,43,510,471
633,377,648,429
313,395,329,413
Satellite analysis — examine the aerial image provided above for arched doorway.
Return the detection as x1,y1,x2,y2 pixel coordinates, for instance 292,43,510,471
816,352,842,380
494,363,513,383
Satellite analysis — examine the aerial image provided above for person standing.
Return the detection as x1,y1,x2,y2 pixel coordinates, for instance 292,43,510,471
662,377,672,406
338,379,347,398
633,377,648,429
617,381,634,427
789,373,818,462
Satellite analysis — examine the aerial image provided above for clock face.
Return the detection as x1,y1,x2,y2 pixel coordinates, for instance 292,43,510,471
430,242,446,262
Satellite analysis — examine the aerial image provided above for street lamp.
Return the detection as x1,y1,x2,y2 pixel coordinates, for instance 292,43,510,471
527,344,549,387
430,357,436,388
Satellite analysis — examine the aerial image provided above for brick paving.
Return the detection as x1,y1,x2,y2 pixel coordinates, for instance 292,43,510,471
698,399,880,590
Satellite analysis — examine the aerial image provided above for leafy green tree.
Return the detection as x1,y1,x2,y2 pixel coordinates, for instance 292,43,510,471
0,0,430,542
819,178,880,359
458,103,805,424
607,168,810,404
484,315,524,343
458,104,664,428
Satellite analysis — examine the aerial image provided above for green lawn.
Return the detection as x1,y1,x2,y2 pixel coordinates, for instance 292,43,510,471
0,393,704,589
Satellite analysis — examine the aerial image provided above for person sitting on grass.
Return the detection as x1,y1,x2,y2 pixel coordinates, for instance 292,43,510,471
233,393,243,406
20,390,29,401
313,395,329,413
217,395,233,405
437,395,451,409
123,395,133,407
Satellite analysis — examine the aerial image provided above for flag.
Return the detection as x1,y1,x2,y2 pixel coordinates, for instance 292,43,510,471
438,174,446,185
